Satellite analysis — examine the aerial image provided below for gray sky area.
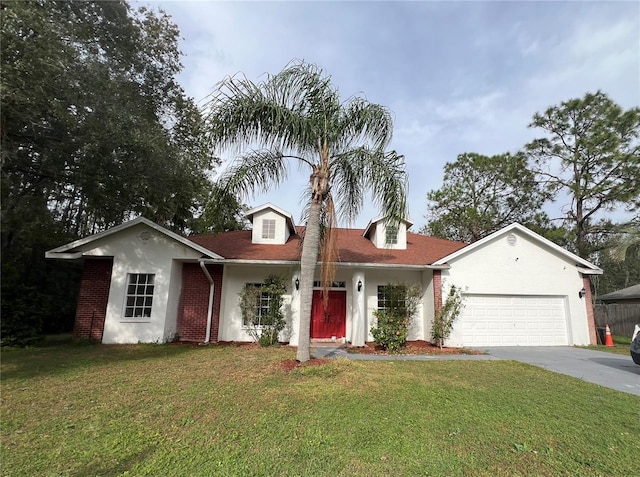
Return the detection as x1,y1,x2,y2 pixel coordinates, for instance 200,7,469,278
148,0,640,229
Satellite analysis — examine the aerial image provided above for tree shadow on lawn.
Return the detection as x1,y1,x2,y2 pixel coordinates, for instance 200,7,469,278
0,342,199,381
70,445,156,477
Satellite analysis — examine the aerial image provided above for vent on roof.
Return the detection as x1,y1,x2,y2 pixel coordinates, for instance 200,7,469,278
506,234,517,246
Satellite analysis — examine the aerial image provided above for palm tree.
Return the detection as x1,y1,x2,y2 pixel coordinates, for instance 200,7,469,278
206,61,408,362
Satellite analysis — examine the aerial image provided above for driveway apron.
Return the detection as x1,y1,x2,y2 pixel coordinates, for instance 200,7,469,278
480,346,640,396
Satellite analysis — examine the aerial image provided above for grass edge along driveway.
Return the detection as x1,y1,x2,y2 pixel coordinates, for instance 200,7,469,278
1,343,638,477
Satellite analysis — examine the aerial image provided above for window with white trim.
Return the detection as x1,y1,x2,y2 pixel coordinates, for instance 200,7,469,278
124,274,154,319
385,226,398,245
262,219,276,239
244,283,273,326
377,285,407,313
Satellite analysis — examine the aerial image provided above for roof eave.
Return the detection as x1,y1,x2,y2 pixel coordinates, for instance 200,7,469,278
45,217,225,260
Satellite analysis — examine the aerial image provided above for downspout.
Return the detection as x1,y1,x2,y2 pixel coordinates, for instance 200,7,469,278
199,260,214,344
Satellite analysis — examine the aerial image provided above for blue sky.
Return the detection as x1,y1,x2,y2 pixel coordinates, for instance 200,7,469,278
148,0,639,229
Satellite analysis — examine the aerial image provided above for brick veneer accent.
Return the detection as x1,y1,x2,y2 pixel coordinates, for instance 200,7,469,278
433,270,442,312
74,258,113,341
583,276,597,345
177,263,223,342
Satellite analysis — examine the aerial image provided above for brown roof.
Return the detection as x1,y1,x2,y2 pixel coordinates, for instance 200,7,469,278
189,228,466,266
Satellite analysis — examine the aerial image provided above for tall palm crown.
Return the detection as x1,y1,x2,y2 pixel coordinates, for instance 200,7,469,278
206,62,408,361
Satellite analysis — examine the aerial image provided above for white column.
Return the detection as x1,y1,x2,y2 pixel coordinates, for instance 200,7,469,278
351,272,366,346
288,270,301,346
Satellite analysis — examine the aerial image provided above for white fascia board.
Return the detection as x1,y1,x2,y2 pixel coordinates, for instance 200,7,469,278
577,266,603,275
221,259,301,266
222,259,449,270
432,223,602,272
244,203,296,234
337,262,449,270
45,217,224,260
44,251,83,259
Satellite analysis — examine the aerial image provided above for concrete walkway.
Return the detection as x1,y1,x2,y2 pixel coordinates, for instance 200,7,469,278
311,345,640,396
311,345,499,361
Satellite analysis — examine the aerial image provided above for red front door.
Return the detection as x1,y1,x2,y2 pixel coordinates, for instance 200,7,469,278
311,290,346,338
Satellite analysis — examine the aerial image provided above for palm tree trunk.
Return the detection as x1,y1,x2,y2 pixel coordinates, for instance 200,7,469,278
296,199,322,362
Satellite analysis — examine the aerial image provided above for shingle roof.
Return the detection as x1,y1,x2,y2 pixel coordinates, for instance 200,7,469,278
189,227,467,266
598,283,640,302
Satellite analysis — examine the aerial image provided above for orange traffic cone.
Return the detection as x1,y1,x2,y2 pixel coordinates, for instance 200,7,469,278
604,324,614,347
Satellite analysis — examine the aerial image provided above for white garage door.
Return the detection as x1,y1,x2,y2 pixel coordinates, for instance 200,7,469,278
458,295,569,346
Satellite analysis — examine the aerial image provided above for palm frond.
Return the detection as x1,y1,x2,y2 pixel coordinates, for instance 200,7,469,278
610,223,640,262
319,196,339,305
331,148,408,226
333,97,394,152
206,62,343,157
216,150,289,200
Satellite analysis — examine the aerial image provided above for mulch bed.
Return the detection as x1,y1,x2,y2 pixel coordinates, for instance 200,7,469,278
279,358,331,372
346,340,483,355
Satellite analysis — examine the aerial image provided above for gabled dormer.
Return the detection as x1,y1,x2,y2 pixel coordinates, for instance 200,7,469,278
363,216,413,250
245,203,296,245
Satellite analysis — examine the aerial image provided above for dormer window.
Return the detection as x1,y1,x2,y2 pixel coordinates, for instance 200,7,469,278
385,226,398,245
262,219,276,239
363,215,413,250
245,204,296,245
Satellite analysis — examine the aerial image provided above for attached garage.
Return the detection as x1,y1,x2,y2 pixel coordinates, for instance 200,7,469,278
458,295,569,346
433,223,602,347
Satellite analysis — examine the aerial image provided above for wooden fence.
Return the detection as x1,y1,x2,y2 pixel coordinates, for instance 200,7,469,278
594,304,640,338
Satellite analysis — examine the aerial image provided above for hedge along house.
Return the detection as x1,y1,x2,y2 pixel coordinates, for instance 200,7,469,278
46,204,602,347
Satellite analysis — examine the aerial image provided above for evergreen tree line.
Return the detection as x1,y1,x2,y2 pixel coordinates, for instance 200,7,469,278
422,91,640,297
0,1,245,344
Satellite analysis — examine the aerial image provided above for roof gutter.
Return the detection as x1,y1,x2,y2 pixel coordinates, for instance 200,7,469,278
199,259,215,344
218,259,451,270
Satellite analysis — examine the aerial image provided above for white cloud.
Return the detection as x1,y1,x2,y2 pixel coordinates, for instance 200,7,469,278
148,0,639,229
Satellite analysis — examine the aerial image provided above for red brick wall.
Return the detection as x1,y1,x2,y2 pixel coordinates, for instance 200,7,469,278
433,270,442,312
74,258,113,341
583,276,597,345
177,263,223,342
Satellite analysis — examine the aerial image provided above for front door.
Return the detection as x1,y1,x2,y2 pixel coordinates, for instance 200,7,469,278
311,290,346,338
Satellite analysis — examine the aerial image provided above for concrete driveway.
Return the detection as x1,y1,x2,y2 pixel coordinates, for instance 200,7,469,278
481,347,640,396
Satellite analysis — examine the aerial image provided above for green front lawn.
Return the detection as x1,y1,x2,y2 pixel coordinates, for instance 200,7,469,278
580,334,633,356
1,343,637,476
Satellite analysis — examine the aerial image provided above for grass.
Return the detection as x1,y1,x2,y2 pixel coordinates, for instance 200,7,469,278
580,334,633,356
2,343,638,476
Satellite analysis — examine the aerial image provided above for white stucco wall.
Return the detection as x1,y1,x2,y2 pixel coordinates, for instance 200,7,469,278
250,209,291,244
78,224,203,344
441,230,591,346
363,269,424,342
218,264,416,346
217,264,296,342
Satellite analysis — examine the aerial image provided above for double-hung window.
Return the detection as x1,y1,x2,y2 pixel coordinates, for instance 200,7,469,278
385,226,398,245
262,219,276,239
377,284,407,314
244,283,273,326
124,273,155,319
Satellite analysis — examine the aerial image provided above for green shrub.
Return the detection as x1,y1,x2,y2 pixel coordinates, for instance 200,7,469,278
370,283,422,352
432,285,464,348
371,310,408,353
239,274,287,347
